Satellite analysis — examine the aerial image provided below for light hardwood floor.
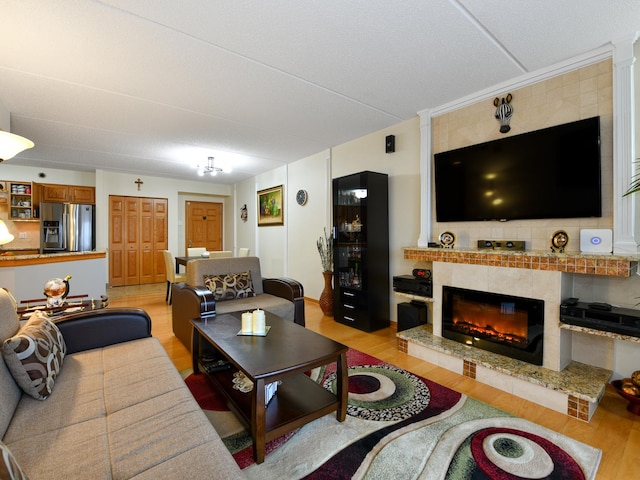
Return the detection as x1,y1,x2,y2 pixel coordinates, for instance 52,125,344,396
109,284,639,480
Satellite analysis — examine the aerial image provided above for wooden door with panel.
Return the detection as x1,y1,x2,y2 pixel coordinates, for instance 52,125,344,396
186,201,223,253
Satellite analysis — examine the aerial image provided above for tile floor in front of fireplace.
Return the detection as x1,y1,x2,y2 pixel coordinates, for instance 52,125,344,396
397,324,612,421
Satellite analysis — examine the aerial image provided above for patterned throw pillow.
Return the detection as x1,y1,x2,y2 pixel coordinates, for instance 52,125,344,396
2,311,66,400
0,440,28,480
203,271,255,301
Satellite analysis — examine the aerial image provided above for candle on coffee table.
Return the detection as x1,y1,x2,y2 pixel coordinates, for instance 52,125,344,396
252,309,266,334
241,312,253,333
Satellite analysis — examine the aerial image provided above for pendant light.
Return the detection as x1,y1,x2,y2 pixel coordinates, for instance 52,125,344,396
0,130,34,162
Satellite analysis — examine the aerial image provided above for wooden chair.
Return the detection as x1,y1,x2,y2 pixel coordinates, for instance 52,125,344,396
187,247,207,257
208,250,233,258
161,250,187,304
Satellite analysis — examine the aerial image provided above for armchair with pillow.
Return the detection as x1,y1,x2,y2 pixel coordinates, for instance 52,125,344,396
171,256,305,349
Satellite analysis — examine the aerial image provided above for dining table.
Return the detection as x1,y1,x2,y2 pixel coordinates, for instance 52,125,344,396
174,256,202,272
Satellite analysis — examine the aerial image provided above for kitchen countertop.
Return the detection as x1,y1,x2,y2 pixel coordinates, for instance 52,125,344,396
0,251,106,266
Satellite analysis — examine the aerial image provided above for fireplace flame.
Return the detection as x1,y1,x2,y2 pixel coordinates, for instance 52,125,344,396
452,299,529,347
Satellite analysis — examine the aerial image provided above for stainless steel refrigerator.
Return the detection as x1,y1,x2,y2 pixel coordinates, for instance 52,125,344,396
41,203,95,253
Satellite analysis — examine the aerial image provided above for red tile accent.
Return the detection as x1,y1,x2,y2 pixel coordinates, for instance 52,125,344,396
567,395,591,422
463,360,476,379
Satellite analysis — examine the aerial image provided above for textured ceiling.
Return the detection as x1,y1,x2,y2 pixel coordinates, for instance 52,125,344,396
0,0,638,184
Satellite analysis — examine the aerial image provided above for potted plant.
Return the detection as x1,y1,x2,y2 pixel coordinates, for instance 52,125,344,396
317,227,334,316
624,159,640,196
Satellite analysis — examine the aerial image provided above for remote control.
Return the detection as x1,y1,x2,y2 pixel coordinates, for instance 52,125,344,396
203,359,232,373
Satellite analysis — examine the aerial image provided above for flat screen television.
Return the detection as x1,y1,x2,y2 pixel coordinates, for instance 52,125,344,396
434,116,601,222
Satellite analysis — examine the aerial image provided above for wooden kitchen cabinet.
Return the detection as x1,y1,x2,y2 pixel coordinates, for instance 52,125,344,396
40,183,95,204
40,184,69,202
8,182,36,220
69,186,95,203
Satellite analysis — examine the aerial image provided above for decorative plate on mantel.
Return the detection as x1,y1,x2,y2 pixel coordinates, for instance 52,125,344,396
439,231,455,248
550,230,569,253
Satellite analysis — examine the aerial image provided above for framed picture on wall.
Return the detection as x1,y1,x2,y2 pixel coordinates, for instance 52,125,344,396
257,185,284,226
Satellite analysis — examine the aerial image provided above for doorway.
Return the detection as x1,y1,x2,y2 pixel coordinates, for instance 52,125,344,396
185,201,223,253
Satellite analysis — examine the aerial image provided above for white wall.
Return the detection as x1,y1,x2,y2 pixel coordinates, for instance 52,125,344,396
287,150,331,299
635,38,640,240
331,117,422,321
231,118,422,319
96,170,232,258
0,257,107,301
234,177,257,257
0,164,96,187
252,166,288,278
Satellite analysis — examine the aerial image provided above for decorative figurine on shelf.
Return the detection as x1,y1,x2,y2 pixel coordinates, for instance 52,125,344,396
351,215,362,232
550,230,569,253
43,274,72,308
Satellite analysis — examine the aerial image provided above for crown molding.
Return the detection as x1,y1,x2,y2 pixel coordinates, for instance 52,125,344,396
421,45,614,118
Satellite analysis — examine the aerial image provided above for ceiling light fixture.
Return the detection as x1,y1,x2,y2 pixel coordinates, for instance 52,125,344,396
197,156,231,177
0,130,34,162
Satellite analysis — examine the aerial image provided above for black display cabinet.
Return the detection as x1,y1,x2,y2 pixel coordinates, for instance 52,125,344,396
333,171,389,332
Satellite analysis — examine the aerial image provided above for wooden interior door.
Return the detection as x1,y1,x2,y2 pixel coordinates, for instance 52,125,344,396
138,198,154,284
109,195,168,286
153,198,168,282
186,201,223,253
124,197,140,285
108,196,125,286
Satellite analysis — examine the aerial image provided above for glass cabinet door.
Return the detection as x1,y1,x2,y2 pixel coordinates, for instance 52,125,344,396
334,177,368,291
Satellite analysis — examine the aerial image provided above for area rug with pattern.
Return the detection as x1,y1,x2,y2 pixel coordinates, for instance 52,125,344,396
183,348,601,479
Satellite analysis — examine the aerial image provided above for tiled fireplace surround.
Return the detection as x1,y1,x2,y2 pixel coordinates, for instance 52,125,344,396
398,247,638,421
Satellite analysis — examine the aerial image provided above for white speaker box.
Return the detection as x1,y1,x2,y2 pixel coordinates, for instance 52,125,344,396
580,229,613,254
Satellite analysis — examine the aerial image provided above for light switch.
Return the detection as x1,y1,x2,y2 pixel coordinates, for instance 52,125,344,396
19,232,27,239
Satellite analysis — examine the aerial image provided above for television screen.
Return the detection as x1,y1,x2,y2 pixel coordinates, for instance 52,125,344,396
434,116,601,222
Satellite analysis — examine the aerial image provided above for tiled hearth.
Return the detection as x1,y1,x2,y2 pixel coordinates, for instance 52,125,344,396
399,247,639,421
397,325,611,421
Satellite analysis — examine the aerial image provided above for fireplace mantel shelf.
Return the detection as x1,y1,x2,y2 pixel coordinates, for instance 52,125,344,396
559,322,640,343
403,247,639,277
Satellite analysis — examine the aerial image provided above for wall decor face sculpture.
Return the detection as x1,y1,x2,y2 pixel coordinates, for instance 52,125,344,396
493,93,513,133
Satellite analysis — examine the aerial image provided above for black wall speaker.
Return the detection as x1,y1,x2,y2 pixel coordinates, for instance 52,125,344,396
397,301,428,332
385,134,395,153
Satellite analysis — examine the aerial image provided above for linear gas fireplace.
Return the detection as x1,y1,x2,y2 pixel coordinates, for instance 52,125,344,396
442,286,544,365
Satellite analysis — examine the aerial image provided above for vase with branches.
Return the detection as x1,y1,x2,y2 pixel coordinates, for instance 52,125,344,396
316,227,334,316
316,227,333,273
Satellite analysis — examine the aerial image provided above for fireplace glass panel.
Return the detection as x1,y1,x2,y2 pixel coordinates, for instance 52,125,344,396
442,286,544,365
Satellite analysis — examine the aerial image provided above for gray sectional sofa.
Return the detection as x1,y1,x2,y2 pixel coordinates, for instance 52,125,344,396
171,256,304,349
0,288,244,479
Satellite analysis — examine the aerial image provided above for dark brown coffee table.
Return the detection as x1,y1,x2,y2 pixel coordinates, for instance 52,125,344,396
191,311,348,464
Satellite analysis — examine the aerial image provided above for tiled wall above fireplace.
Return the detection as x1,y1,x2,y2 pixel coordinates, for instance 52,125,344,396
429,59,614,253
